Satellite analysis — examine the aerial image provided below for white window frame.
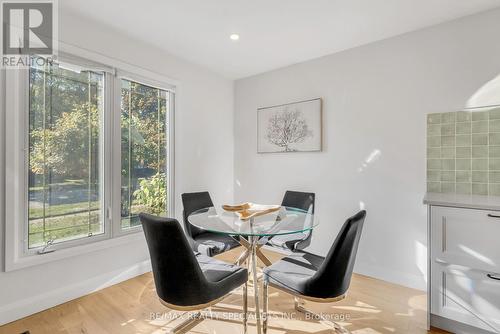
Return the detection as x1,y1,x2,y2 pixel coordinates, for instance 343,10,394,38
112,70,175,237
3,42,177,271
19,55,113,256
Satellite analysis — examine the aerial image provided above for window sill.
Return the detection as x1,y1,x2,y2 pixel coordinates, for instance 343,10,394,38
5,231,145,272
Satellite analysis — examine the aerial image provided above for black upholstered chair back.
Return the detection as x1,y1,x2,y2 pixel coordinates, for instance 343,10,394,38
281,191,315,213
140,213,206,306
181,191,214,238
308,210,366,298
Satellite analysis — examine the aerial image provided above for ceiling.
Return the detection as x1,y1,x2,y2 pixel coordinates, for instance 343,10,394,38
60,0,500,79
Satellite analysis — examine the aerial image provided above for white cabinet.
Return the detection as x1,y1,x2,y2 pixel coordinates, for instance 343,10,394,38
431,206,500,273
431,263,500,331
430,205,500,333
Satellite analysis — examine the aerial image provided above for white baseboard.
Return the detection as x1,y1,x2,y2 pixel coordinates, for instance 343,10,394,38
0,260,152,326
354,260,427,291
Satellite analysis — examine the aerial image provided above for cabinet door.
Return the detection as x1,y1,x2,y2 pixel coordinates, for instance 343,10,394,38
431,206,500,273
431,263,500,332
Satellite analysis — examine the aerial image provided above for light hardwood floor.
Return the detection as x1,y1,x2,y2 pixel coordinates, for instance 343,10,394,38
0,247,449,334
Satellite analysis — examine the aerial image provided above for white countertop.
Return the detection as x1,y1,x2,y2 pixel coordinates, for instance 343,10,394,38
424,192,500,211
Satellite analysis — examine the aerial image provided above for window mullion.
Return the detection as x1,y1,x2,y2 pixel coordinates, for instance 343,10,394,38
41,64,48,245
110,74,123,237
87,71,92,237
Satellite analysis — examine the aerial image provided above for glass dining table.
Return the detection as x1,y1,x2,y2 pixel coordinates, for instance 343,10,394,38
188,206,318,334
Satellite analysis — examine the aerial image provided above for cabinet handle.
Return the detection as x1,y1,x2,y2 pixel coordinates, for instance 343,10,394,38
487,273,500,281
487,213,500,218
442,217,447,252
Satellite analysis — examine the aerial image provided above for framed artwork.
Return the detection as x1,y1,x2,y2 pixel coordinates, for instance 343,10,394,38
257,98,322,153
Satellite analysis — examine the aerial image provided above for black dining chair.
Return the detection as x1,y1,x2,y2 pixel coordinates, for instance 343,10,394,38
267,190,315,252
262,210,366,334
182,191,240,257
140,213,249,333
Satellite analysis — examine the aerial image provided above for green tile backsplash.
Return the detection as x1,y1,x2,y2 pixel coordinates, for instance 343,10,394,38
427,107,500,195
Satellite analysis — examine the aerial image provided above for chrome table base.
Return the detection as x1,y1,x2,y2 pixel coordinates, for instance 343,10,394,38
248,235,262,334
234,235,272,267
231,222,270,334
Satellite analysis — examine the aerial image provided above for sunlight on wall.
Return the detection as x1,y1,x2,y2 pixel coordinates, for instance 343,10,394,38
358,149,381,172
415,240,427,283
466,74,500,109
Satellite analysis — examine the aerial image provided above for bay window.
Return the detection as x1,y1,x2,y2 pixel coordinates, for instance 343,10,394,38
4,51,175,269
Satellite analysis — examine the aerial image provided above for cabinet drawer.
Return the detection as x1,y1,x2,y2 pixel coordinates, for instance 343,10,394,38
431,206,500,272
431,263,500,332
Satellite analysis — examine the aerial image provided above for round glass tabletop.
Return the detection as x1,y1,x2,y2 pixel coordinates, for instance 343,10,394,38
188,206,318,237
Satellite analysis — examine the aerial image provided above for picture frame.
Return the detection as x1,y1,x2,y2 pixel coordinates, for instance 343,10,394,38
257,98,322,153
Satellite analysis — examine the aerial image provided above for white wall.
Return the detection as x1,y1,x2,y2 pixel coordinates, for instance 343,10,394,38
0,11,234,324
234,8,500,290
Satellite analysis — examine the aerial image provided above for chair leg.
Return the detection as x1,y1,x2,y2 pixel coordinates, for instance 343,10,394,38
263,280,269,334
243,282,248,334
294,299,350,334
294,297,305,311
